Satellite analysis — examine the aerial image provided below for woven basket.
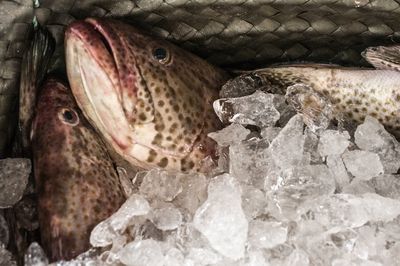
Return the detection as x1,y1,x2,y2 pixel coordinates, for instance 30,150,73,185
1,0,400,156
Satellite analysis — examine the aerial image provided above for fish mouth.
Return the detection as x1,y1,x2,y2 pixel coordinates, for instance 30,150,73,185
65,18,132,151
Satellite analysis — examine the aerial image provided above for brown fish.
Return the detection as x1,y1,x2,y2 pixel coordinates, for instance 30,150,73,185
31,78,126,261
65,18,229,173
222,45,400,138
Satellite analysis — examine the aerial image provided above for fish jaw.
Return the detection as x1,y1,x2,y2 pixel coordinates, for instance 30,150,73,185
65,20,133,153
31,78,126,261
66,18,229,172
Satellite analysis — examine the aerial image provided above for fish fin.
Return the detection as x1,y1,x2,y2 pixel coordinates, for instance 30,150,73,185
362,45,400,71
18,19,55,154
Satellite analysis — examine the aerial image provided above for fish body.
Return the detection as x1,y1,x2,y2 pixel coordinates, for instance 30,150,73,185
65,18,229,173
31,78,125,261
251,64,400,137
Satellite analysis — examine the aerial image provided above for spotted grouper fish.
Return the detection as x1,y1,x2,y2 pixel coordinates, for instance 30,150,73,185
65,18,229,173
31,78,126,261
222,45,400,138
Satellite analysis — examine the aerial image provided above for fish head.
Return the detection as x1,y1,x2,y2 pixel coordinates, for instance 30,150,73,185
31,78,125,261
65,18,228,172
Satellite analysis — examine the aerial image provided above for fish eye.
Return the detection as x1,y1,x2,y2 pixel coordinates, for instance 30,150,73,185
153,47,170,64
58,108,79,126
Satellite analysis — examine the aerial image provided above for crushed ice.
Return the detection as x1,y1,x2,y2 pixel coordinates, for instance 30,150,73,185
13,83,400,265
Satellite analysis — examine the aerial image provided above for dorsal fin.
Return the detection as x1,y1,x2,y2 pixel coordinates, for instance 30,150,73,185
362,45,400,72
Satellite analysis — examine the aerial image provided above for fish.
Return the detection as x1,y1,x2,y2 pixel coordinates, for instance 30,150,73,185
18,19,55,155
222,45,400,138
30,78,126,261
64,18,229,173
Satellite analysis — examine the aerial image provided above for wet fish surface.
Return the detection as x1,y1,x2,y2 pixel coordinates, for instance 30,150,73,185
222,45,400,138
65,18,229,173
31,78,126,261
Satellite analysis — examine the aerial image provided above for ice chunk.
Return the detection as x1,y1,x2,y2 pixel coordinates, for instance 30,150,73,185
173,173,208,216
283,249,310,266
53,249,101,266
229,137,272,186
185,247,222,265
150,205,182,231
285,84,334,133
342,179,375,195
368,174,400,199
164,248,184,266
0,213,8,245
24,242,48,266
269,114,306,169
342,150,383,180
304,128,323,164
355,116,400,174
248,220,288,249
241,185,267,219
208,123,250,147
193,174,248,260
318,130,350,157
246,250,269,266
306,193,400,228
213,91,281,128
0,244,16,266
326,155,350,191
260,127,281,143
0,158,31,208
265,165,336,220
90,194,150,247
118,239,164,266
139,170,183,202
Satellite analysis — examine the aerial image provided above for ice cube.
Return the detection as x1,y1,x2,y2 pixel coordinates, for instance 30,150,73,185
24,242,48,266
368,174,400,199
269,114,306,169
342,179,376,195
90,194,150,247
265,165,336,220
318,130,350,157
118,239,164,266
208,123,250,147
304,128,323,164
164,248,184,266
193,174,248,260
173,173,208,216
185,247,222,265
248,220,288,249
260,127,281,143
0,244,16,266
213,91,281,128
229,137,272,186
150,205,182,231
306,193,400,229
342,150,384,180
139,170,183,202
326,155,351,192
241,185,267,220
285,84,334,133
0,213,8,245
0,158,31,208
245,250,270,266
355,116,400,174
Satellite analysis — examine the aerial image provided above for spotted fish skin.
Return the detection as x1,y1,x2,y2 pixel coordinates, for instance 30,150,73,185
65,18,229,173
31,78,125,262
252,65,400,137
